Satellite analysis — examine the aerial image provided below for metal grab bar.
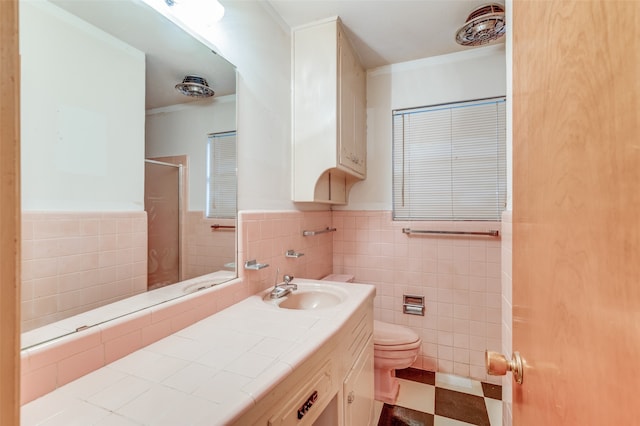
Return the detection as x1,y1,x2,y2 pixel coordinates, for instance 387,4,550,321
302,227,337,236
211,224,236,231
402,228,499,237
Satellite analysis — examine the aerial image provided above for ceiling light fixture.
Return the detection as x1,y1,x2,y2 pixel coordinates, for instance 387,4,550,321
164,0,225,27
175,75,215,98
455,3,506,46
142,0,225,33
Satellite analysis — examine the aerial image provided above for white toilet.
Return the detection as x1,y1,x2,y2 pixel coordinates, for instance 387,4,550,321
322,274,422,404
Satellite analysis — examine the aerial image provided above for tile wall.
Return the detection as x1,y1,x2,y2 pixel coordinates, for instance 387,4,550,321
20,209,332,404
184,212,236,280
332,210,502,384
20,278,247,404
21,212,147,331
238,210,334,295
21,209,505,405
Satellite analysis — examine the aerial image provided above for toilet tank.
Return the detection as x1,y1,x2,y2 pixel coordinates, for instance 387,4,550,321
322,274,354,283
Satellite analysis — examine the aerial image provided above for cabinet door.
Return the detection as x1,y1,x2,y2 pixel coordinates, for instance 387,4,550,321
338,28,366,178
343,337,374,426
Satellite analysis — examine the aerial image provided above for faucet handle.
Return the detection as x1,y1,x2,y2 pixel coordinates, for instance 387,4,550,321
273,267,281,289
283,275,294,284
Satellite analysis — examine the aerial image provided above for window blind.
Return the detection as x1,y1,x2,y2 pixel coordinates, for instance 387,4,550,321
206,131,237,219
392,98,506,221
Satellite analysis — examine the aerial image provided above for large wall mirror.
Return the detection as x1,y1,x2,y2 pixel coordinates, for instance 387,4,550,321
20,0,237,348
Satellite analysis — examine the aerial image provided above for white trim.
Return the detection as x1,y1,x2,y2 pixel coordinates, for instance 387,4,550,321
368,44,505,77
146,94,236,115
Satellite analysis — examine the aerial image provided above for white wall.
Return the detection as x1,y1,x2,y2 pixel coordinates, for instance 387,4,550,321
20,0,145,211
195,4,506,213
21,0,507,215
145,95,236,211
21,0,293,212
201,1,296,211
343,44,506,210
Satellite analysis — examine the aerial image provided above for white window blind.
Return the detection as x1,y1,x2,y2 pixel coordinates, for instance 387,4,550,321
206,131,237,219
393,97,506,221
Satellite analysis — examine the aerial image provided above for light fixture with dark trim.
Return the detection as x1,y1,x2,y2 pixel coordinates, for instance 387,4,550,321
175,75,215,98
455,3,506,46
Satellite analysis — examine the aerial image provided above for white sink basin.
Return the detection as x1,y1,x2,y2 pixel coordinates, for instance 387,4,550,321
265,283,348,310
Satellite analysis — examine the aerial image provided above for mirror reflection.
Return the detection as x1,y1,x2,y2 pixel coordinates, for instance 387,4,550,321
20,0,237,348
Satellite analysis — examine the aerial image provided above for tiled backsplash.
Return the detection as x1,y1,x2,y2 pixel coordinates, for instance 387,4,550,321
20,209,333,404
20,277,246,404
332,210,502,384
238,210,334,295
21,212,147,331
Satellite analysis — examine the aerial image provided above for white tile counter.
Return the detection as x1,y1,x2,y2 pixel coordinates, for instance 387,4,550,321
21,279,375,425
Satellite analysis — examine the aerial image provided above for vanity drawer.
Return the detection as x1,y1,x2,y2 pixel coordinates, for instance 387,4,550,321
267,361,334,426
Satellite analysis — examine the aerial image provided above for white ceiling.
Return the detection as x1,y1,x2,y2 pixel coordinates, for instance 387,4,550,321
266,0,505,70
50,0,504,109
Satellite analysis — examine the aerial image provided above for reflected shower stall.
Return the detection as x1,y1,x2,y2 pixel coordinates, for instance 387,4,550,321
144,159,182,290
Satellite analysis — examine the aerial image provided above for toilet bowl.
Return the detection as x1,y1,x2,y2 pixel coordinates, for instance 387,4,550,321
373,319,421,404
322,274,422,404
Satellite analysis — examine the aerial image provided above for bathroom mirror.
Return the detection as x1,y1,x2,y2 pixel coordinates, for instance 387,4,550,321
20,0,237,348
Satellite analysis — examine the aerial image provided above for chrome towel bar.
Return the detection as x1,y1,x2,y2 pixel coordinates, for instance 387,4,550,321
402,228,499,237
211,224,236,231
302,227,337,236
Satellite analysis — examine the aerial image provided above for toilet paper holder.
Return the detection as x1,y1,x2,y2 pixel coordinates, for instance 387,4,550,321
403,294,424,316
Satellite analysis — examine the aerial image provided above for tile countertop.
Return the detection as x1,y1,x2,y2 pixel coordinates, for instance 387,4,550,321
21,279,375,426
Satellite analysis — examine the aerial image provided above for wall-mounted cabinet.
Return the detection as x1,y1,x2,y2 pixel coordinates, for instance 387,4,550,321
292,17,366,204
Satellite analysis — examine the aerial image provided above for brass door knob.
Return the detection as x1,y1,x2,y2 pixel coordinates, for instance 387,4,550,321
485,350,524,384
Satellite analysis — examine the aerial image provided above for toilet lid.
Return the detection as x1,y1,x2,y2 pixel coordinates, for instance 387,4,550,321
373,320,420,346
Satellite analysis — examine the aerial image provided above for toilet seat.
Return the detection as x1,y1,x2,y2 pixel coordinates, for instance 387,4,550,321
373,320,420,346
375,340,422,353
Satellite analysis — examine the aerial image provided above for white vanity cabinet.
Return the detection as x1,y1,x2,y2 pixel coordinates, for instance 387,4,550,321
292,17,366,204
342,308,374,426
343,338,374,426
235,300,374,426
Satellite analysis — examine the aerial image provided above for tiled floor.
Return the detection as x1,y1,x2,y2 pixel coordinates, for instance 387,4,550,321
374,369,502,426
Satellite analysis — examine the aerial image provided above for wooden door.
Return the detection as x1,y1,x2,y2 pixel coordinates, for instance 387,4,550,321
0,0,21,424
512,1,640,424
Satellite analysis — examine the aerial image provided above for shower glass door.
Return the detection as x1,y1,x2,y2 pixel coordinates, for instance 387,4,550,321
145,160,181,290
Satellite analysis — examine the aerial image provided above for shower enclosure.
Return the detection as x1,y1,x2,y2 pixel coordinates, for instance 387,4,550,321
144,159,182,290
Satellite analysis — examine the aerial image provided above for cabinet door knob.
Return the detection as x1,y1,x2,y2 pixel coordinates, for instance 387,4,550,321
347,390,355,404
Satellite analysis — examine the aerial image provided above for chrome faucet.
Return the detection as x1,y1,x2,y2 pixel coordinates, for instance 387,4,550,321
270,271,297,299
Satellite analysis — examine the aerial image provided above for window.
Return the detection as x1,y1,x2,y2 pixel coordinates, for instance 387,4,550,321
206,131,236,219
392,97,506,221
